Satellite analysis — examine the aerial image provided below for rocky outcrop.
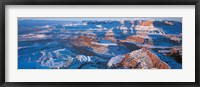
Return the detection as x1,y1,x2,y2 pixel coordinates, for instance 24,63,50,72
164,21,174,25
70,33,98,46
119,35,154,51
162,47,182,63
164,34,182,43
103,29,117,43
125,35,145,44
107,55,125,68
120,35,153,45
70,35,109,55
138,20,154,26
76,55,91,62
120,20,124,24
108,49,170,69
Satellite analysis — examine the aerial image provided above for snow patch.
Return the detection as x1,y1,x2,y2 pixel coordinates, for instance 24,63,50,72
107,55,125,67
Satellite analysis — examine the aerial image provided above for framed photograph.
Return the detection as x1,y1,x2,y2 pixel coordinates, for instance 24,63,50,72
0,0,199,87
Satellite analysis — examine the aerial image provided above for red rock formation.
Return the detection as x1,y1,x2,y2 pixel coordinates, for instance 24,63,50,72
138,20,154,26
71,34,98,47
71,35,109,54
145,50,169,69
125,36,145,44
120,35,154,46
103,29,117,43
119,49,170,69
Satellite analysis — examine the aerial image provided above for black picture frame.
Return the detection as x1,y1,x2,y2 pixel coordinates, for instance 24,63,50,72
0,0,199,87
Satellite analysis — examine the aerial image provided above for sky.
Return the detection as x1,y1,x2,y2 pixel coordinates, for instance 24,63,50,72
18,17,182,22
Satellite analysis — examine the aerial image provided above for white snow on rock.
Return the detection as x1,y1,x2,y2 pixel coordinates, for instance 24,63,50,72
76,55,91,62
107,55,125,67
